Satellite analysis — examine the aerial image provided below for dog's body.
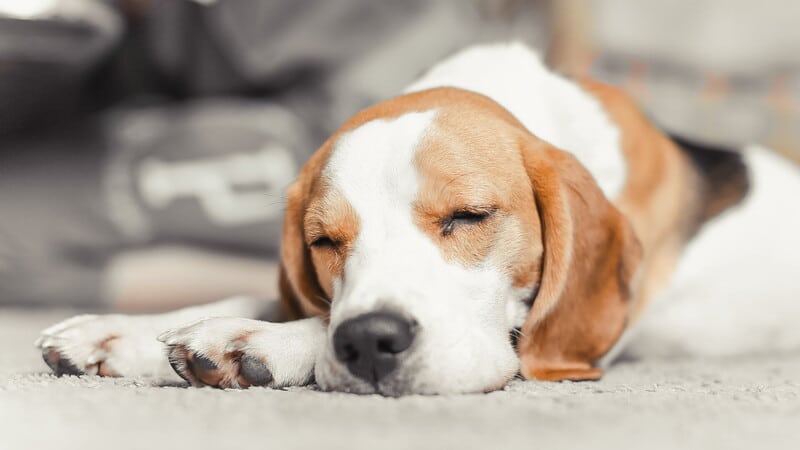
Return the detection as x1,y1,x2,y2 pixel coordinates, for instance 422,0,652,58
36,43,800,395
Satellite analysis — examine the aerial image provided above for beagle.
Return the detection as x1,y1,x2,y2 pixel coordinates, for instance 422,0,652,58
36,43,800,395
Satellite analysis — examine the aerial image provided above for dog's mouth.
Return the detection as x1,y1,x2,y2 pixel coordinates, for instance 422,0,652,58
316,355,419,396
327,380,430,397
317,355,515,397
331,374,514,397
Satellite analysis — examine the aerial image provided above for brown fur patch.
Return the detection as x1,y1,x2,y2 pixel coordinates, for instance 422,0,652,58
411,100,542,284
580,79,701,320
95,335,121,377
278,147,336,319
304,186,360,296
516,138,642,381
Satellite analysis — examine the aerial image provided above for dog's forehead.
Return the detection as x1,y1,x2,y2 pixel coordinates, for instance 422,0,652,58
322,110,438,211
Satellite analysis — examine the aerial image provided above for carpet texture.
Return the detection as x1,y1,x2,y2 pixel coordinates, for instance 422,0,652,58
1,308,798,450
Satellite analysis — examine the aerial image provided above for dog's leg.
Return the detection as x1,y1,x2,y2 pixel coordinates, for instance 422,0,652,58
35,296,272,379
158,316,326,389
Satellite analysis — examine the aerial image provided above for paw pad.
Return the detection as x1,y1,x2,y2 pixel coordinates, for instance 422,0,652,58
166,344,272,389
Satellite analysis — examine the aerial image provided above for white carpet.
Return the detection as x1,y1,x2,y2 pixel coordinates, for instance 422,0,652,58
1,308,798,450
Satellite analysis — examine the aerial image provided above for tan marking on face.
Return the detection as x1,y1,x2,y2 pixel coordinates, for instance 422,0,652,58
411,100,543,288
304,183,360,297
279,143,336,319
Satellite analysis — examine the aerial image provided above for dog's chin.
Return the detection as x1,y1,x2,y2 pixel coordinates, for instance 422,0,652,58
315,356,516,396
320,373,514,396
324,378,413,397
313,355,408,396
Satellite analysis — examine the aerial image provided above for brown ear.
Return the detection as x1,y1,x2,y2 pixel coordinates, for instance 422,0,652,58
517,136,642,381
278,174,330,320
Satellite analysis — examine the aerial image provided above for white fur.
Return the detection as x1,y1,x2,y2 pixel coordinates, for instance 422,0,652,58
628,147,800,357
37,313,173,378
316,111,521,395
35,296,266,379
405,42,626,199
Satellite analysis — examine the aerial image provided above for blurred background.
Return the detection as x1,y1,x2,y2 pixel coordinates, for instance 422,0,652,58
1,0,798,312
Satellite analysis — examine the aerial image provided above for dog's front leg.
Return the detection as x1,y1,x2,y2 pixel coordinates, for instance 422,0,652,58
35,296,271,379
159,317,326,389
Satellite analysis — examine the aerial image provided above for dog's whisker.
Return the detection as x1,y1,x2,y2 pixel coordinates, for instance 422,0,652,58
314,295,332,306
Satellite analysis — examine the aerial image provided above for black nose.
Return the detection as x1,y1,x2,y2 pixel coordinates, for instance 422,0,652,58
333,312,416,384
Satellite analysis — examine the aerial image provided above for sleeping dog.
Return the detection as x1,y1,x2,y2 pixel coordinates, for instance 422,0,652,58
36,43,800,395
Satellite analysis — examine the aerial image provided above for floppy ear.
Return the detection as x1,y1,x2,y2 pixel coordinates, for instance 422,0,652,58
516,136,642,381
278,176,330,321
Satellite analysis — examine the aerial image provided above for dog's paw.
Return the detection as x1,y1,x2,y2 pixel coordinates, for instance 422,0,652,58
35,314,171,378
159,317,324,389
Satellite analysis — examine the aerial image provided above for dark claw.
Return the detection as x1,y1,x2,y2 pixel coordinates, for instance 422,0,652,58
42,349,83,376
240,355,272,387
168,353,191,383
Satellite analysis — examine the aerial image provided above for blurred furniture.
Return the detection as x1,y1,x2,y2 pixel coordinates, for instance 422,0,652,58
548,0,800,161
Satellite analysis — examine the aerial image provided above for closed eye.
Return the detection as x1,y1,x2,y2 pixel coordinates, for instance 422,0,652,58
309,236,338,249
441,209,494,236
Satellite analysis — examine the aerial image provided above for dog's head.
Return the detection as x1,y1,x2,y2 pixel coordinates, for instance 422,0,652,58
279,88,641,395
